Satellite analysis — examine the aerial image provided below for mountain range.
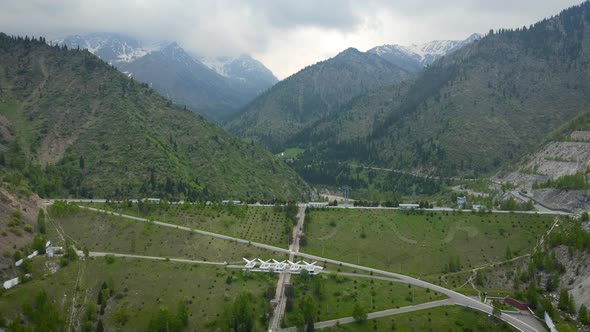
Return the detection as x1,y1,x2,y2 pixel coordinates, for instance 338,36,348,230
297,3,590,178
225,34,482,152
56,33,277,121
225,47,411,151
0,33,310,201
228,2,590,182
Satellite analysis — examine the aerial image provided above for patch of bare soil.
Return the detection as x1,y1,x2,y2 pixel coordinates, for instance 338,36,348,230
0,187,42,280
37,129,80,165
493,172,549,191
530,188,590,213
0,114,14,151
524,141,590,179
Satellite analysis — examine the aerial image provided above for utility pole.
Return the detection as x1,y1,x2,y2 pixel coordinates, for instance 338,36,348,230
342,185,351,208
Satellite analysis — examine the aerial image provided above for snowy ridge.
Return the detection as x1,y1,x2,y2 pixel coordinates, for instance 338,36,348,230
369,33,482,68
199,54,275,80
199,56,234,77
55,33,152,64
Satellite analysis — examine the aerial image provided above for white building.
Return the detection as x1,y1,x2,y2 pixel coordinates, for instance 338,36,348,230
308,202,329,208
399,204,420,210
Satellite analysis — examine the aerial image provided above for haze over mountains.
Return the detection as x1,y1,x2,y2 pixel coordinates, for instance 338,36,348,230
57,33,278,121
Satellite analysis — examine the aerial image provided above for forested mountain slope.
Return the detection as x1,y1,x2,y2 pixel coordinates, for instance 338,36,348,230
225,48,410,151
0,34,311,200
291,2,590,178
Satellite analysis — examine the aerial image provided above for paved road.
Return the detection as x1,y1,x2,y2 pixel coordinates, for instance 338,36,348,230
47,198,571,215
325,204,570,215
77,250,229,266
313,299,454,330
76,205,544,332
510,190,572,214
348,164,477,182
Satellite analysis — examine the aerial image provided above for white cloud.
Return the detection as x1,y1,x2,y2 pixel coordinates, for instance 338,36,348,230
0,0,584,78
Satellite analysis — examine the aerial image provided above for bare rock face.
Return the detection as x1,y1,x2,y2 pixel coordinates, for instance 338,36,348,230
530,188,590,213
554,245,590,311
523,141,590,180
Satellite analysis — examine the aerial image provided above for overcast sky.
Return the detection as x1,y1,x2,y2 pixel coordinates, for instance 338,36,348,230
0,0,585,79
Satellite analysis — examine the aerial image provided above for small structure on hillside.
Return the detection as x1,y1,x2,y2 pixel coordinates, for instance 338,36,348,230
472,204,487,212
399,204,420,210
221,200,242,206
504,297,529,311
308,202,329,208
457,196,467,208
46,247,64,258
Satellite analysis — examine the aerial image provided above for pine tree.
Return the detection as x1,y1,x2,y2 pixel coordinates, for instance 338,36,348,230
579,304,589,325
558,288,569,311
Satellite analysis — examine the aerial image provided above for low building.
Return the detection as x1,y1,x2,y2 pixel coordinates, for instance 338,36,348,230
308,202,329,208
221,200,242,206
399,204,420,210
457,196,467,208
472,204,486,212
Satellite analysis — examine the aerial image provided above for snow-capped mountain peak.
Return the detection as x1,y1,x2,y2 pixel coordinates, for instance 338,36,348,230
55,33,150,64
199,54,277,85
368,33,482,72
54,32,278,121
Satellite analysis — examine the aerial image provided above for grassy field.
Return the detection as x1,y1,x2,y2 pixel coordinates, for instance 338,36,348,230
0,257,276,331
302,209,554,278
316,305,516,331
283,273,446,327
78,202,293,248
47,208,286,264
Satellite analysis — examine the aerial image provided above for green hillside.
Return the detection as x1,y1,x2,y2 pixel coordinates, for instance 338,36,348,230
0,34,311,201
225,48,410,151
288,2,590,179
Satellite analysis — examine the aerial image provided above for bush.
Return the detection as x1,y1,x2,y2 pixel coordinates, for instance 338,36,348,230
37,210,46,234
352,302,367,323
112,307,129,326
23,224,34,233
104,255,115,264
